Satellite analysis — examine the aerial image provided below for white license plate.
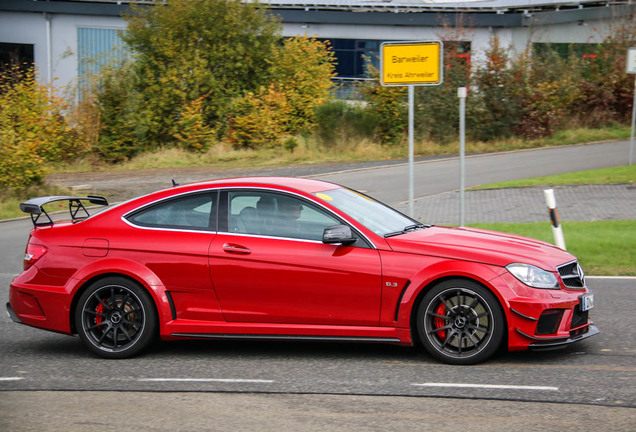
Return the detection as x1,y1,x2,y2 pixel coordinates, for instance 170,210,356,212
581,293,594,311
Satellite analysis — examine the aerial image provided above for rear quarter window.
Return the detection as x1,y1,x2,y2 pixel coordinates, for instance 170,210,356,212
126,192,217,231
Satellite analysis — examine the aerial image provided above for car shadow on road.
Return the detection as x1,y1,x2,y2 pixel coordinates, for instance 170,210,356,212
146,338,593,366
5,330,596,367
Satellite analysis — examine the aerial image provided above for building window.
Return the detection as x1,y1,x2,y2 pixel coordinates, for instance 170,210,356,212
318,38,380,79
0,42,34,72
77,27,127,95
533,43,598,60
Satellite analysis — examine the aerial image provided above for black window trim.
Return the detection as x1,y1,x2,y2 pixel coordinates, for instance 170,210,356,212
219,187,375,249
122,190,219,233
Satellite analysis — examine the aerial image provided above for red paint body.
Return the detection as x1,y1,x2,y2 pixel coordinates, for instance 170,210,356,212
8,177,596,355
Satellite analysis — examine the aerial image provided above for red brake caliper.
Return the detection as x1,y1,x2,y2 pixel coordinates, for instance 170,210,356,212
434,302,447,341
95,302,103,325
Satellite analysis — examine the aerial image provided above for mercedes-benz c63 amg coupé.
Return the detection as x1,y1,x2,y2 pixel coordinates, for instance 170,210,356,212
7,177,598,364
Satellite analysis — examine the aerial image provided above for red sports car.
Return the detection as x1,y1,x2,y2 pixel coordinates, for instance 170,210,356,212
7,177,598,364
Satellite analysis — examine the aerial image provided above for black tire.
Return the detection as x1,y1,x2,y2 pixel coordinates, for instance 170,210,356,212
416,279,504,365
75,276,157,359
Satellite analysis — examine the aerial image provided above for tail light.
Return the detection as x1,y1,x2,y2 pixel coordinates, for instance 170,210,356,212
24,242,47,270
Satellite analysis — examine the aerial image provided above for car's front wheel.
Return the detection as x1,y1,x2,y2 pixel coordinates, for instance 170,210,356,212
416,279,504,365
75,276,157,359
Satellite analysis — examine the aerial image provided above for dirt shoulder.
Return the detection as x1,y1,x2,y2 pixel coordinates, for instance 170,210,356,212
44,159,416,203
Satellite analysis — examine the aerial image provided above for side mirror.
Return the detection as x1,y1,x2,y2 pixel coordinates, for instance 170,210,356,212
323,224,356,245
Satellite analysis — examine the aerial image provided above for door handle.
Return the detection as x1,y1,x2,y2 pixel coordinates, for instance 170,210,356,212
222,243,251,254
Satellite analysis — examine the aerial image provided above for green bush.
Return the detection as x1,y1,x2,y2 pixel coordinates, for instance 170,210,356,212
575,23,636,126
228,86,290,149
414,51,480,144
361,63,407,145
314,100,376,146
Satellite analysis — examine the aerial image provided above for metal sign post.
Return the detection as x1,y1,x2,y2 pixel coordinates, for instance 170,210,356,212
458,86,467,226
380,41,443,217
408,85,415,216
627,48,636,166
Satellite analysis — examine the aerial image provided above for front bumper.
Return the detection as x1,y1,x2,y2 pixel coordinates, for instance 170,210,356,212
492,272,599,351
522,324,600,351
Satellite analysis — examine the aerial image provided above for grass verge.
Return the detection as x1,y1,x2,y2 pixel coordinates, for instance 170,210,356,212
54,124,631,173
473,165,636,190
470,220,636,276
0,184,75,221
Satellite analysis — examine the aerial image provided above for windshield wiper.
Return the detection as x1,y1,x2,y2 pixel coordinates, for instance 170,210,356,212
384,223,431,238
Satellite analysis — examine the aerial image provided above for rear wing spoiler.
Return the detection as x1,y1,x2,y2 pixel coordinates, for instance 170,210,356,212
20,195,109,227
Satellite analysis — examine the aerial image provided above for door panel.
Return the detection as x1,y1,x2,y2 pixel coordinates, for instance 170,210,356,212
209,234,382,325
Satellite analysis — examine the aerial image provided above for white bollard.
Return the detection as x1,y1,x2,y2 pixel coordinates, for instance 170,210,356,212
544,189,566,250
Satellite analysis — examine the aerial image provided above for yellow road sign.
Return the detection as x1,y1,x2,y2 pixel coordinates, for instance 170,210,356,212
381,41,443,86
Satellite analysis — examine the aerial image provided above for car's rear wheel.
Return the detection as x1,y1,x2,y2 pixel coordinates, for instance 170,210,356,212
75,276,157,359
416,279,504,365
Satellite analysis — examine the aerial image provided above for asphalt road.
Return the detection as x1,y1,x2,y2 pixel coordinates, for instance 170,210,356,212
311,140,631,204
45,140,632,205
2,142,635,430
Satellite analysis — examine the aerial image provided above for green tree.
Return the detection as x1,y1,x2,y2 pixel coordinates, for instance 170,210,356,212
93,61,140,163
472,36,521,140
119,0,281,147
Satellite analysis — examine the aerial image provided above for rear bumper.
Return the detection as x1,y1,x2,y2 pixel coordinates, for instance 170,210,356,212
8,277,73,335
6,302,22,324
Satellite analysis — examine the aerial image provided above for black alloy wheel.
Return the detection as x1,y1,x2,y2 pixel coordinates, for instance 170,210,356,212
416,279,504,365
75,276,157,359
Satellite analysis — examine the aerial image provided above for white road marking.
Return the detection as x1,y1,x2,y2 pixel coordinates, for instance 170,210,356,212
412,382,559,391
586,276,636,280
138,378,274,383
0,377,24,381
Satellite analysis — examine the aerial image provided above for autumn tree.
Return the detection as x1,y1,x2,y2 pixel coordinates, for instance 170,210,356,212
269,36,336,134
228,36,336,148
0,67,83,188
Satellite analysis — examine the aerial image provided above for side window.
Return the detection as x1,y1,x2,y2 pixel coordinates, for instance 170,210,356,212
228,191,340,241
127,192,217,231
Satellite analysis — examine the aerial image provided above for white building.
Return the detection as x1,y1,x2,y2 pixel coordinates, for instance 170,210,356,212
0,0,633,94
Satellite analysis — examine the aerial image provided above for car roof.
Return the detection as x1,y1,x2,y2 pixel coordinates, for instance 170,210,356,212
92,177,345,221
187,177,342,194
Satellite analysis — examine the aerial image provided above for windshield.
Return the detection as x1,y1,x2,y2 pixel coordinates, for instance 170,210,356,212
313,188,420,237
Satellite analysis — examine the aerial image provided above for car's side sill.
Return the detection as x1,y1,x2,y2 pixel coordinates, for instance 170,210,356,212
170,333,402,344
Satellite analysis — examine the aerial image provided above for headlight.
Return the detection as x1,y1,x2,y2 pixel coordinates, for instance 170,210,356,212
506,263,559,289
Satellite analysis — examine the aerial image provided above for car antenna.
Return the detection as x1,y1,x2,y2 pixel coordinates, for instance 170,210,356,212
172,179,179,187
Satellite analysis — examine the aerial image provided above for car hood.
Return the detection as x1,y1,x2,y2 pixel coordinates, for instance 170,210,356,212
384,226,576,270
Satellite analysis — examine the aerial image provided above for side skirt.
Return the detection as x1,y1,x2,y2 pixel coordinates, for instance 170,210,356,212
170,333,401,344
